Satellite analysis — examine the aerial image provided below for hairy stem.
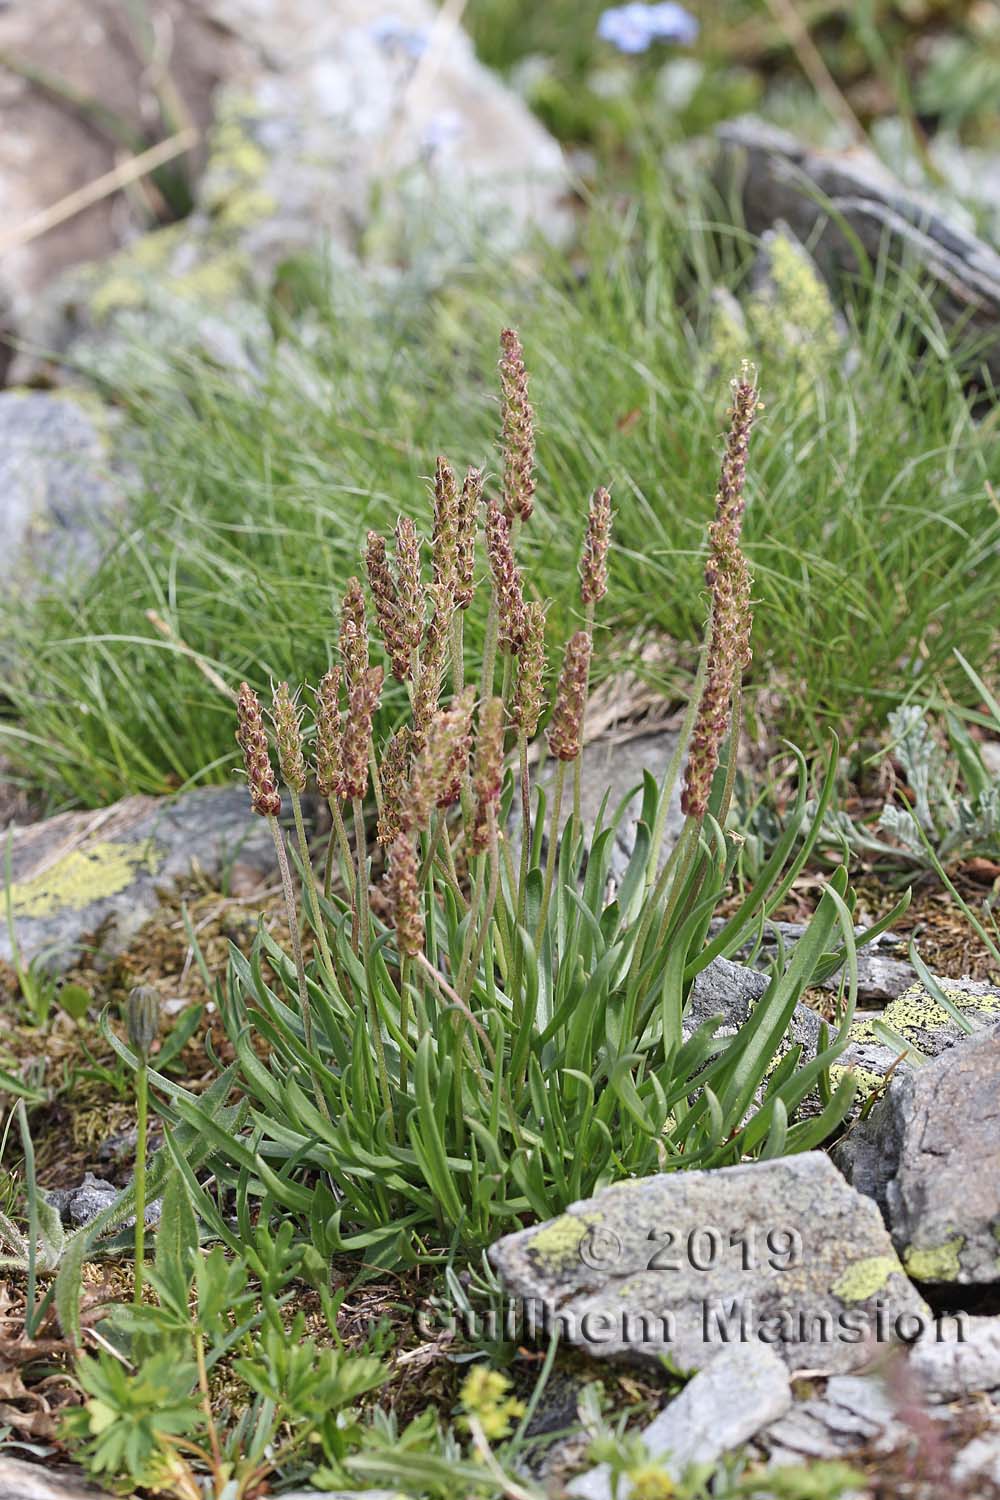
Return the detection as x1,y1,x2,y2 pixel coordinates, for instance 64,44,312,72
354,798,394,1126
133,1065,147,1306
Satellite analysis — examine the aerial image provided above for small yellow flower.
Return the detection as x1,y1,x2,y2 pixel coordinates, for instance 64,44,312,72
459,1366,526,1441
628,1463,677,1499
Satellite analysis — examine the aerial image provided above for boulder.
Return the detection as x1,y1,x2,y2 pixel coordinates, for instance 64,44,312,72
717,116,1000,386
11,0,569,380
832,978,1000,1105
489,1152,930,1377
0,389,122,589
834,1024,1000,1284
0,1456,106,1499
1,785,277,974
568,1345,791,1498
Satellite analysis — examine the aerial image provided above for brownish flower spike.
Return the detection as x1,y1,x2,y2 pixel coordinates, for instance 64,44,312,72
314,666,343,799
388,832,423,957
547,631,591,763
455,467,483,610
236,681,281,817
339,576,368,689
366,530,416,682
485,499,527,654
271,681,307,792
407,686,475,831
395,515,425,669
580,486,612,606
432,456,460,599
342,665,384,802
377,726,412,848
499,328,536,524
681,367,760,820
512,601,546,738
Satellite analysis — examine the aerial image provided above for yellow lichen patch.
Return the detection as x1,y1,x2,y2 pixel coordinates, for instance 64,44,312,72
883,981,1000,1040
832,1254,902,1302
9,840,156,918
903,1238,964,1283
829,1062,885,1100
528,1211,602,1270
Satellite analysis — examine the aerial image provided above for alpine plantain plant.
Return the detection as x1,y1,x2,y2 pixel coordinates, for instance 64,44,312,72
114,339,898,1264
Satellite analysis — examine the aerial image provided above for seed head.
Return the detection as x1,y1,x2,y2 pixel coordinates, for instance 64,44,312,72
407,687,475,830
681,368,759,820
377,726,412,848
499,328,536,524
314,666,343,799
485,499,527,653
432,456,460,600
394,515,425,671
339,576,368,689
236,681,282,817
342,665,384,801
512,601,546,739
388,832,423,958
271,681,307,793
472,696,506,854
127,985,160,1057
547,631,591,763
455,467,483,610
366,529,416,682
580,486,612,606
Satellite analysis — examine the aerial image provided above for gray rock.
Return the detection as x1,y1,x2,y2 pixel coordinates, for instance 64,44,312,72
834,1024,1000,1284
568,1345,791,1498
44,1171,160,1229
717,116,1000,386
489,1152,930,1376
716,919,918,1007
0,391,121,587
1,785,277,975
952,1428,1000,1489
0,1455,106,1499
758,1372,919,1464
910,1316,1000,1401
685,956,825,1069
521,730,685,890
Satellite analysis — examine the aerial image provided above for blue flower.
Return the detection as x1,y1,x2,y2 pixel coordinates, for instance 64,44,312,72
596,2,699,54
369,14,430,59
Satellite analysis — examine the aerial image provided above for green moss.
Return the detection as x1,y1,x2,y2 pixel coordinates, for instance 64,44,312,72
832,1254,902,1302
9,840,157,918
903,1238,964,1283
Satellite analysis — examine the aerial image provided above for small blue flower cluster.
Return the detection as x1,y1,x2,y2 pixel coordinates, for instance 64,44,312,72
596,1,699,54
369,14,430,60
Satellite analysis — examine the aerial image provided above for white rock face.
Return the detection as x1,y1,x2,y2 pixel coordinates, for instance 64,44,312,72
1,0,569,366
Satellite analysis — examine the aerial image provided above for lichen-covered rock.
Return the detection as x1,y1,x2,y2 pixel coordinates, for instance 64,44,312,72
834,1024,1000,1285
717,116,1000,386
0,391,122,588
832,979,1000,1105
1,786,277,975
489,1153,929,1376
716,919,919,1007
568,1345,791,1499
14,0,569,382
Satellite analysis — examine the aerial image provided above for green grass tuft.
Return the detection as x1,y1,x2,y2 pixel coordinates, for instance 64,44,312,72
2,185,997,807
